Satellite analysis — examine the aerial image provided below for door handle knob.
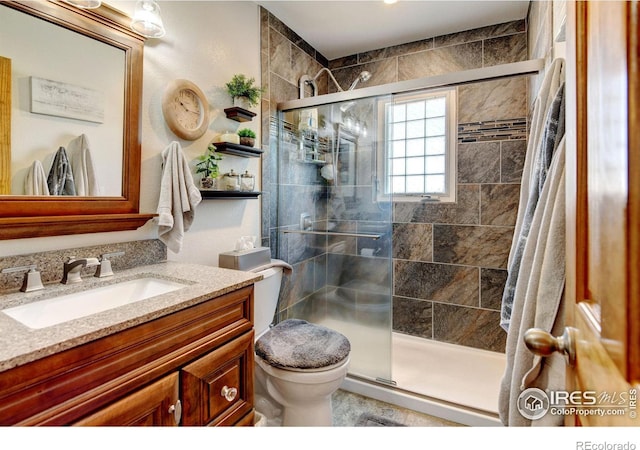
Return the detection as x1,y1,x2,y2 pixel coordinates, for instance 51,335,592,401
524,327,577,366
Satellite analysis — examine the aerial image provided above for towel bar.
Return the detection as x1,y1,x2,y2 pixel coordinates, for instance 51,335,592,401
282,230,381,240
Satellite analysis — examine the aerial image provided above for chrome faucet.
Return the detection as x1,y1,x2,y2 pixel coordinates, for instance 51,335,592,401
61,257,100,284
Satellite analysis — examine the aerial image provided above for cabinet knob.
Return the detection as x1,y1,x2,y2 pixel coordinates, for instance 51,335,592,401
221,385,238,402
168,399,182,425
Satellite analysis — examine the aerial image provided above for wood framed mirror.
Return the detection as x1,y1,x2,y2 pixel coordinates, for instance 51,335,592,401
0,0,154,240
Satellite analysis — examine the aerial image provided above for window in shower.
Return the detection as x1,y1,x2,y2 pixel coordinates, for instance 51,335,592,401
379,88,457,202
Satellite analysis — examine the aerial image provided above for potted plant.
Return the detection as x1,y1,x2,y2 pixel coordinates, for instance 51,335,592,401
237,128,256,147
195,143,223,189
225,74,264,109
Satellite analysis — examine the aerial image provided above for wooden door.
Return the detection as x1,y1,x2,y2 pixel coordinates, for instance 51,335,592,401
565,0,639,426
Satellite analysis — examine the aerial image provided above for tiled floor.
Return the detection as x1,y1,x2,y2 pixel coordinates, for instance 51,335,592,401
331,390,463,427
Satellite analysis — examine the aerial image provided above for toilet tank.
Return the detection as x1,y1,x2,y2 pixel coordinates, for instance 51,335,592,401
251,265,283,337
218,250,286,337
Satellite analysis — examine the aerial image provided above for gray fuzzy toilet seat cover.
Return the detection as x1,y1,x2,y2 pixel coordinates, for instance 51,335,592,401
255,319,351,370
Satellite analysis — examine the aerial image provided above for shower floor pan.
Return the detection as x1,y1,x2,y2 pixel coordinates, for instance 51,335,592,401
319,317,506,426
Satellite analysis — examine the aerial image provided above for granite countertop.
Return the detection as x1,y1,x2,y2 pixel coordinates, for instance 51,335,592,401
0,261,262,372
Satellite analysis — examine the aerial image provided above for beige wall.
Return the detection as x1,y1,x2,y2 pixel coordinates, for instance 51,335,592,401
0,1,262,266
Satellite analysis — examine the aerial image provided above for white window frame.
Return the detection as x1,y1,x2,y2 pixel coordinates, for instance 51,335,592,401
377,87,457,203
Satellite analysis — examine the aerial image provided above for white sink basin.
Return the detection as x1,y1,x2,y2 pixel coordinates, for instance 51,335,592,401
2,277,186,329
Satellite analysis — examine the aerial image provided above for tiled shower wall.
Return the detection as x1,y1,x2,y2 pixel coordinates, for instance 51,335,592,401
259,9,332,321
260,8,530,352
391,102,525,353
260,8,328,250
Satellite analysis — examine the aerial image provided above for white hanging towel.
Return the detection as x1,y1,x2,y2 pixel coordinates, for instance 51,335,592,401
68,134,100,196
157,141,202,253
501,58,566,331
498,137,566,427
248,259,294,275
24,160,50,195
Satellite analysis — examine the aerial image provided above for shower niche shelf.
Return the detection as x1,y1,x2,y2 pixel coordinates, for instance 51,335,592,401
213,142,263,158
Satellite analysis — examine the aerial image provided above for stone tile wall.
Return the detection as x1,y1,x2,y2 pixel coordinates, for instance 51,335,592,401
260,8,530,352
527,1,554,106
327,20,530,353
260,9,332,320
327,20,527,90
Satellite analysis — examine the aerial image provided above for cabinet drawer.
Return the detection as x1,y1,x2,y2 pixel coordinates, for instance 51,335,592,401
181,330,254,426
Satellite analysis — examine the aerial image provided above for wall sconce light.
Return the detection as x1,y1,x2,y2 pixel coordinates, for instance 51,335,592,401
63,0,102,8
131,0,166,38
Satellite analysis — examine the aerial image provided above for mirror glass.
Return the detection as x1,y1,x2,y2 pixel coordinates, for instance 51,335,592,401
0,1,151,241
0,3,124,197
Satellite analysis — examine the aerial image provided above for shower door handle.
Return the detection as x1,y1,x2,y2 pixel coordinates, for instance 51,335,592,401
523,327,577,366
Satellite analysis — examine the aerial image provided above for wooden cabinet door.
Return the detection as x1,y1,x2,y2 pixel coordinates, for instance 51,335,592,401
73,373,180,426
181,330,254,426
565,0,640,426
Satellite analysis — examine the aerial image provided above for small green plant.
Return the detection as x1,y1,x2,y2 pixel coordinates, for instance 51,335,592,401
196,143,223,179
225,74,264,107
237,128,256,139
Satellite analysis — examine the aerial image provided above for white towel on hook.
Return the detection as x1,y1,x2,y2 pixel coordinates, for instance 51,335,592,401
248,259,293,275
68,134,100,196
157,141,202,253
501,58,566,331
509,58,565,269
24,160,50,195
499,137,566,427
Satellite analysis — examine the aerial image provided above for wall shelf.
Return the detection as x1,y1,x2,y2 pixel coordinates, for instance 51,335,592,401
200,190,262,199
224,106,256,122
213,142,263,158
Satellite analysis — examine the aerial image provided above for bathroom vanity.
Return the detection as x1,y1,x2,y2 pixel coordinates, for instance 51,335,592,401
0,262,261,426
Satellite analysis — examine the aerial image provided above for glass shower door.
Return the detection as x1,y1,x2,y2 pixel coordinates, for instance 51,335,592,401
276,96,393,383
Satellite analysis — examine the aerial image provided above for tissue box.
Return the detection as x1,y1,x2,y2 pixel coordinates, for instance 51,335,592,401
219,247,271,271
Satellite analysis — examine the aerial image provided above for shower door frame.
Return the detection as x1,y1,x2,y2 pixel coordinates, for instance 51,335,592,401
278,59,544,111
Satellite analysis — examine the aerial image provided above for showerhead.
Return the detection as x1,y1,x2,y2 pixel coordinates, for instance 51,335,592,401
348,71,372,90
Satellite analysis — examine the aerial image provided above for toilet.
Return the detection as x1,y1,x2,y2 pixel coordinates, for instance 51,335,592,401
250,263,350,427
